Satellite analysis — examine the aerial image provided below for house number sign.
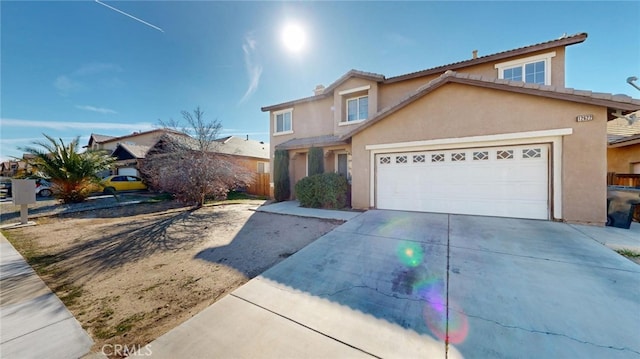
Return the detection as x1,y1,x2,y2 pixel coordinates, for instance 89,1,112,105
576,114,594,122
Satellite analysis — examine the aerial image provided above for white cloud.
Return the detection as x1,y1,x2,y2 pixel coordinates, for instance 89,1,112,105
54,62,123,95
75,105,118,114
54,75,83,94
0,118,155,131
239,34,263,104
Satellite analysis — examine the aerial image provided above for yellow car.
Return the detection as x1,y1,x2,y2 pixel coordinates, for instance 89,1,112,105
101,175,147,193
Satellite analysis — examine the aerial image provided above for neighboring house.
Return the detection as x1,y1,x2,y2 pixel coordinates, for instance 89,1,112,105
140,133,270,196
213,136,270,195
0,161,20,177
1,157,33,177
262,33,640,225
86,128,190,176
86,128,186,152
110,143,152,177
607,112,640,176
213,135,270,175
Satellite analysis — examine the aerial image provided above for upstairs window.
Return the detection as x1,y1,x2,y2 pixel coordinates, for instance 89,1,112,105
273,108,293,135
347,95,368,122
495,52,555,86
502,61,545,84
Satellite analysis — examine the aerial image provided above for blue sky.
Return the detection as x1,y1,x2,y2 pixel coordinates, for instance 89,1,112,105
1,1,639,161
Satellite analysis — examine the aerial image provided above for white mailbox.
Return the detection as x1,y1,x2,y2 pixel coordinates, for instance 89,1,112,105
12,179,36,205
12,179,36,225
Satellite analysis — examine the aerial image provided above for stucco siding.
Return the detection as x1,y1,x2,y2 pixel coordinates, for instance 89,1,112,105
351,83,606,224
378,47,566,110
608,145,640,173
332,78,379,137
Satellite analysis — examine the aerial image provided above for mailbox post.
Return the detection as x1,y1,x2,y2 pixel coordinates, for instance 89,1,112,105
12,179,36,224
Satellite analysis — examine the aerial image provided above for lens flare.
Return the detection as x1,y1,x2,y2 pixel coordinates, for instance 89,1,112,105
396,241,424,267
414,279,469,344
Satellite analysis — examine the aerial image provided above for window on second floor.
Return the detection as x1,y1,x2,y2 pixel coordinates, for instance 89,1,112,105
502,60,545,84
495,51,555,86
347,95,368,122
273,109,293,135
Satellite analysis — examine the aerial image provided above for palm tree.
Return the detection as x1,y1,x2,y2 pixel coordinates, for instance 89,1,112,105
21,134,114,203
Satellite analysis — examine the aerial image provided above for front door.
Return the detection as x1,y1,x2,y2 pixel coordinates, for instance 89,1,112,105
337,153,348,178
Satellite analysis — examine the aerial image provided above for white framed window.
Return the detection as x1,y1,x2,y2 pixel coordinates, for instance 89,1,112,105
346,95,368,122
273,108,293,135
495,52,555,85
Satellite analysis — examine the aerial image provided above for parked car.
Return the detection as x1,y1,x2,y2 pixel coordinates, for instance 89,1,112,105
35,179,53,197
0,178,12,198
101,175,147,193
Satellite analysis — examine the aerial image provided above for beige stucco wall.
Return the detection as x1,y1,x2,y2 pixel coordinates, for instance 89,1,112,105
608,145,640,173
332,78,379,137
379,47,566,110
351,83,607,225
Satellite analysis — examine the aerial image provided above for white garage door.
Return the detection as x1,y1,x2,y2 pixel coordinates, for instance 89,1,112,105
118,167,138,176
376,144,549,220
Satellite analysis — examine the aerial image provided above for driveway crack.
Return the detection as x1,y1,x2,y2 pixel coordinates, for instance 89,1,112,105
445,214,451,359
465,312,640,354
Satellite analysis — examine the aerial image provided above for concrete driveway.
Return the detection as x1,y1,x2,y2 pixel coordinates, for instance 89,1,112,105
139,210,640,358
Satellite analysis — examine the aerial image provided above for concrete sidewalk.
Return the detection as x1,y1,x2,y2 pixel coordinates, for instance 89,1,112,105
571,221,640,251
0,233,93,358
256,200,363,221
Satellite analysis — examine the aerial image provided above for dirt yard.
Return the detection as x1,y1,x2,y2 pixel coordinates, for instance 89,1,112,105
2,201,341,358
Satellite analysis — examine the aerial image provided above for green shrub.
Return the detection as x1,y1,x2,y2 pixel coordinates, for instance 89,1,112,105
274,149,290,202
295,172,348,209
307,147,324,177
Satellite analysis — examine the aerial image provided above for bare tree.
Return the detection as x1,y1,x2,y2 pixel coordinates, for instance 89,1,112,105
141,107,254,207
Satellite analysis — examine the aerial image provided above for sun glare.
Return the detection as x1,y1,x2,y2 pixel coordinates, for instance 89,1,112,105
281,23,306,53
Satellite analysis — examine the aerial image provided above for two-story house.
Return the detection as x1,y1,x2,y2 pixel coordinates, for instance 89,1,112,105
262,33,640,225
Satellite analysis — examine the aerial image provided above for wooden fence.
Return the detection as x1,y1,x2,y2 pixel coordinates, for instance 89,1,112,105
608,172,640,187
246,173,270,197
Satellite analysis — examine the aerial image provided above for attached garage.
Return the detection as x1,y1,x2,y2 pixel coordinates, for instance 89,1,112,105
118,167,139,176
375,144,550,220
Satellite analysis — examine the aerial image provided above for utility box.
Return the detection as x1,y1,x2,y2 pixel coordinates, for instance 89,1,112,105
12,179,36,205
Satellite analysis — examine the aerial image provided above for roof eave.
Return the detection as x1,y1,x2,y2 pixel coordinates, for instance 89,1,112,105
384,33,588,84
262,70,385,112
341,74,640,140
261,94,328,112
275,139,348,151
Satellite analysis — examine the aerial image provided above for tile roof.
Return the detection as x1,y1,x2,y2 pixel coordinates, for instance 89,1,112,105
213,136,269,159
609,133,640,147
341,70,640,140
607,111,640,141
90,133,116,143
275,135,347,150
152,133,269,159
102,128,187,144
385,33,588,83
262,33,588,111
261,70,385,112
115,143,152,158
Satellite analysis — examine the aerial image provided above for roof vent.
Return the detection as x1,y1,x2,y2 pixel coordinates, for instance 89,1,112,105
472,50,478,59
314,84,325,96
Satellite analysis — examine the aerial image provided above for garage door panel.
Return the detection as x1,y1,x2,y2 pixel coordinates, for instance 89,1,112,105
376,144,549,220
